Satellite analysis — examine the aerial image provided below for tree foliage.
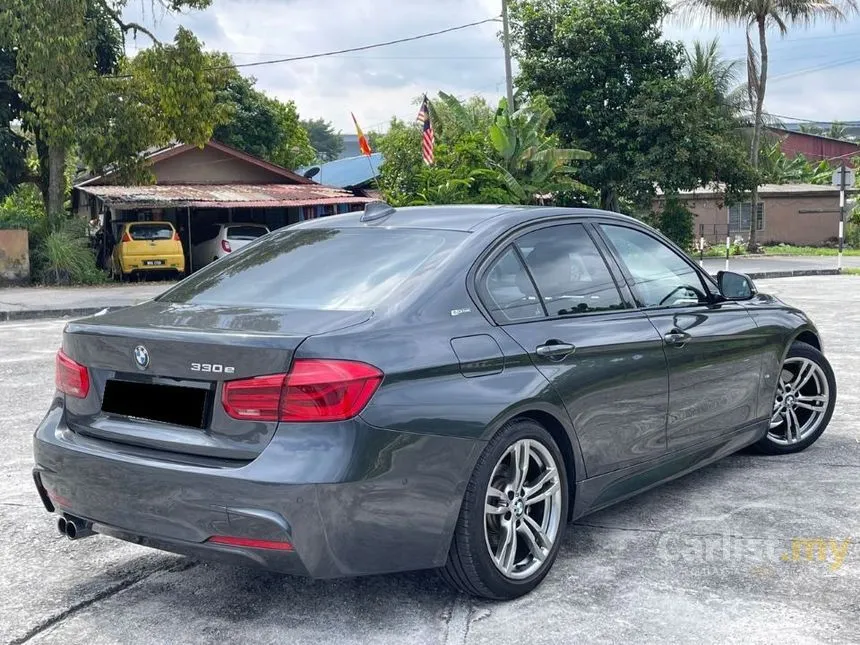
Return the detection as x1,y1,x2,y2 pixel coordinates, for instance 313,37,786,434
509,0,682,211
301,118,344,162
0,0,227,213
676,0,859,249
760,141,834,184
376,94,590,207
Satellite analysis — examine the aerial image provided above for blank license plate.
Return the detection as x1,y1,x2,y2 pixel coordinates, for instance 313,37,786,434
102,380,209,429
144,260,165,266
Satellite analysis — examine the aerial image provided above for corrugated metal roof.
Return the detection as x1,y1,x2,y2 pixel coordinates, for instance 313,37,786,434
659,183,858,198
78,183,374,210
297,153,383,189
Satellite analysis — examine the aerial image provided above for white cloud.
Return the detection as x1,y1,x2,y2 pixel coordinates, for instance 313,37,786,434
124,0,860,131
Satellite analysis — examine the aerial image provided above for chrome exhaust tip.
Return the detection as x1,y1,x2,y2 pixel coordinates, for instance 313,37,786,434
62,515,95,540
57,516,67,536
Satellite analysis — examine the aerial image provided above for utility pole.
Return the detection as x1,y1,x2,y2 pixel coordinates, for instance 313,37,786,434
502,0,515,111
839,164,847,270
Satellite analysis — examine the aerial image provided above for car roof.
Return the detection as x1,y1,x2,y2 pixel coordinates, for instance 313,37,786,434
293,204,639,233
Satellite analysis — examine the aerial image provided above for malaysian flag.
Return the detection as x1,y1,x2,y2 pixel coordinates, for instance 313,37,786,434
416,96,435,166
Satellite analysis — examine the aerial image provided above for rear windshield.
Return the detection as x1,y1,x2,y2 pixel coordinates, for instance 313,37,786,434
227,225,268,240
129,224,174,241
159,227,468,310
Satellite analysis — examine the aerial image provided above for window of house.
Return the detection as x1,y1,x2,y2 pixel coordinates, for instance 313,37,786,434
728,202,764,234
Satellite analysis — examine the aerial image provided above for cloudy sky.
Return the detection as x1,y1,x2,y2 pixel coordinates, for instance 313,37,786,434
125,0,860,133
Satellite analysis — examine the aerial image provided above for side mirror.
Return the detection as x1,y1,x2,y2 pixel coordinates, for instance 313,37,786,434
717,271,756,301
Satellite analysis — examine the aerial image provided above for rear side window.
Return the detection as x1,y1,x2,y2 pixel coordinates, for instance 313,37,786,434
129,224,174,241
227,225,268,240
516,225,625,316
480,246,544,324
160,228,467,311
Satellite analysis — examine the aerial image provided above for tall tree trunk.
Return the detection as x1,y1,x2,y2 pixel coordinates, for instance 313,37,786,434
600,186,619,212
46,142,66,220
34,129,50,210
748,16,769,251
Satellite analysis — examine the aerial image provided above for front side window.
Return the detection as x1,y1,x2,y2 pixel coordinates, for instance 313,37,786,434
515,224,625,317
601,225,707,308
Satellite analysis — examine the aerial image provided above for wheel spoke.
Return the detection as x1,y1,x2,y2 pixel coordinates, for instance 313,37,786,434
511,440,530,494
522,467,557,500
787,407,802,443
494,518,518,575
521,514,552,557
524,479,560,507
795,400,826,413
771,401,785,425
790,360,815,392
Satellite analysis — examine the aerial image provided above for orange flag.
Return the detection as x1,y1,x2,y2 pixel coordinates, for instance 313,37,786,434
351,112,373,157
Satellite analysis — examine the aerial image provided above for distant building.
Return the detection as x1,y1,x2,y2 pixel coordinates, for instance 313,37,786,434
766,127,860,168
654,184,858,246
73,140,373,272
298,153,383,199
339,134,362,160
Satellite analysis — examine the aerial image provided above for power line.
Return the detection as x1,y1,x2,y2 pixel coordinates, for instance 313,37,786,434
204,17,500,72
0,16,500,84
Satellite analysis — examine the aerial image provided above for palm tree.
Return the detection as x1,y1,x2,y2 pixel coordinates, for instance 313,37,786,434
677,0,859,249
684,39,742,101
828,121,848,140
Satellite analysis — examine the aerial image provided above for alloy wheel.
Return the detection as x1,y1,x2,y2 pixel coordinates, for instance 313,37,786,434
484,438,563,580
769,357,830,446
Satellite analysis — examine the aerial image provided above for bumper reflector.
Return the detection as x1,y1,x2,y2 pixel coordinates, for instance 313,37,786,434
207,536,294,551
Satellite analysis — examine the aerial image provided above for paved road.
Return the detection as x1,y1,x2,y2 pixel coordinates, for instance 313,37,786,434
0,284,167,319
701,255,859,274
1,276,858,644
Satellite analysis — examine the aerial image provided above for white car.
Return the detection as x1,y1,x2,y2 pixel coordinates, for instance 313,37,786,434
192,223,270,269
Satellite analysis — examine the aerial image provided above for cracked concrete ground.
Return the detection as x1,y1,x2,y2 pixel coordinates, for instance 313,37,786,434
1,276,858,645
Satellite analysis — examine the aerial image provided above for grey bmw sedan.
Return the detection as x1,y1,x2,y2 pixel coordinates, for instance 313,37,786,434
33,204,836,600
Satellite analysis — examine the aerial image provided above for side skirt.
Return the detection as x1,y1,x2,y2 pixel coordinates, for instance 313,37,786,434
571,419,768,521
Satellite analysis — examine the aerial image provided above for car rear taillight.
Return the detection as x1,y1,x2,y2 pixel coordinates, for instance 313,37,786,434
121,231,132,243
221,239,232,253
173,231,181,241
221,359,383,422
56,350,90,399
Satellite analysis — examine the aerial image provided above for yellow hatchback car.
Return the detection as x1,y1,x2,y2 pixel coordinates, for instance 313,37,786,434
111,222,186,280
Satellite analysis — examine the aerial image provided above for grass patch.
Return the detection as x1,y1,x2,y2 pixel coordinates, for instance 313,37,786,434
841,267,860,276
762,245,860,256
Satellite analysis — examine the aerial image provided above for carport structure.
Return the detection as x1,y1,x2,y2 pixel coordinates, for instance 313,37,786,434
73,140,374,272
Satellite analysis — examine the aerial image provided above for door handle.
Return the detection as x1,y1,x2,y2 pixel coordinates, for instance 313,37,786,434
663,331,691,347
536,342,576,360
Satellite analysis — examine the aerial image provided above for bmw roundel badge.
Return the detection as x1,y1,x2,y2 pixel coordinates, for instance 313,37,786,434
133,345,150,370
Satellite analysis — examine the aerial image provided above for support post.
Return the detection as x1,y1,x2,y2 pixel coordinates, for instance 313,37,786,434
502,0,515,111
839,164,847,271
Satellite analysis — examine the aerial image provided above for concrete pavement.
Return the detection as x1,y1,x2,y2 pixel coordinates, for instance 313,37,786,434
701,254,857,277
1,275,858,644
0,284,167,321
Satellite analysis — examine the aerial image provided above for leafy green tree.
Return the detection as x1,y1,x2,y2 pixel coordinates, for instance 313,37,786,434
509,0,682,211
827,121,849,140
799,124,825,136
213,68,315,169
0,48,28,198
677,0,859,249
0,0,227,216
301,118,344,162
760,141,833,184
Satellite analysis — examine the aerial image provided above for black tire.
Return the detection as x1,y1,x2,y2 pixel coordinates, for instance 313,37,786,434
752,340,836,455
439,418,569,600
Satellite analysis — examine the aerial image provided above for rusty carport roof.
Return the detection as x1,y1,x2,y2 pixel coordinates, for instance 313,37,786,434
77,183,375,210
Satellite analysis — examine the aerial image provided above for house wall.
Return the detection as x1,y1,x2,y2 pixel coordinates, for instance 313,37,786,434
0,229,30,284
772,130,860,167
152,146,289,185
656,194,843,246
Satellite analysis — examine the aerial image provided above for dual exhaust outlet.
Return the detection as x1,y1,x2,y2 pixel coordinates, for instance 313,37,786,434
57,515,95,540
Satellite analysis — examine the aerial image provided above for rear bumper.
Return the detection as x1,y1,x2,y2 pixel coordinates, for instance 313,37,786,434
33,402,481,578
118,254,185,274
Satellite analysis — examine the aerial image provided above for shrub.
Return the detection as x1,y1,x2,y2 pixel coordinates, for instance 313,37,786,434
653,197,694,250
33,218,105,285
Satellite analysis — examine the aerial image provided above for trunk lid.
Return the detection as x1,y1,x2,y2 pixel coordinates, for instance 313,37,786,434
60,300,371,461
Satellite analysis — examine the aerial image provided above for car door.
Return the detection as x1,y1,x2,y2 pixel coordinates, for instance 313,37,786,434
477,222,670,478
596,223,763,452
